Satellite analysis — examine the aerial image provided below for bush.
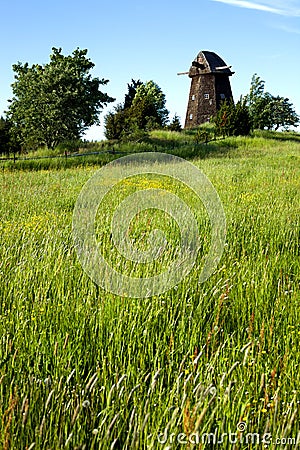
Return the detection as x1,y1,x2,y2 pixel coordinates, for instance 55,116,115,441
194,123,216,144
213,98,251,137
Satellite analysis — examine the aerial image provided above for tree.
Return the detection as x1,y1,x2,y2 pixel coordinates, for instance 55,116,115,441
0,117,21,155
124,79,143,109
0,117,11,154
130,95,161,130
104,104,128,140
167,114,182,132
214,100,234,137
267,95,299,131
213,97,251,137
233,97,252,136
246,74,299,131
246,75,271,129
7,47,115,149
104,79,169,140
131,81,169,128
104,80,147,140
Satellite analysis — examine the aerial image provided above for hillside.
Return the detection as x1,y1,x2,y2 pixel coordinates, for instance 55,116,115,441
1,128,300,171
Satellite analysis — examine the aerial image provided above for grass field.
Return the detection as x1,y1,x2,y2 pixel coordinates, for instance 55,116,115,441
0,130,299,449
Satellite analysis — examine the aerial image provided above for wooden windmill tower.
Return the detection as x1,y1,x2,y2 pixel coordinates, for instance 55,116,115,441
178,51,234,128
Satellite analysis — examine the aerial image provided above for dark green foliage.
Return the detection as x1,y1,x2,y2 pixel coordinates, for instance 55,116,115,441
104,80,169,140
104,104,130,140
130,95,161,130
213,97,251,137
167,114,182,132
0,116,21,155
7,47,115,150
214,101,234,137
131,81,169,128
0,117,11,154
195,128,211,144
246,74,299,131
104,81,145,140
267,95,299,131
214,74,299,137
233,97,252,136
124,79,143,109
246,75,275,130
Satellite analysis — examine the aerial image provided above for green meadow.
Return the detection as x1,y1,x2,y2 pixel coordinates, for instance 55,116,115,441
0,130,299,449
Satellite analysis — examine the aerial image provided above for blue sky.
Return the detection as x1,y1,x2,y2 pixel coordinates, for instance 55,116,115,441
1,0,300,139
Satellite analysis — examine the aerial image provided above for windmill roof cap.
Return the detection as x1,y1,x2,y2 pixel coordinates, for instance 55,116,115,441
192,51,234,75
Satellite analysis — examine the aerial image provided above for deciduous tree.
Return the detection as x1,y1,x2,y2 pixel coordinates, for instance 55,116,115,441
104,80,169,140
131,81,169,128
246,74,299,131
7,48,114,149
0,117,11,154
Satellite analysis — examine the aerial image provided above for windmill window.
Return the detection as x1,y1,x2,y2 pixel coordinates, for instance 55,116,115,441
189,114,193,120
220,93,226,99
191,95,195,101
204,93,209,99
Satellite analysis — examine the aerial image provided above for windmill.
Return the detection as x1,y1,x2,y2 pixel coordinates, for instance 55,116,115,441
178,51,235,128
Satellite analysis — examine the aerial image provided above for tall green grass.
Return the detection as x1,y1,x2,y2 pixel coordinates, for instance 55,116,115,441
0,131,299,449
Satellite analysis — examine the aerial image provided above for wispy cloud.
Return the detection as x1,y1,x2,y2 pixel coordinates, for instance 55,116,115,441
212,0,300,16
274,24,300,34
